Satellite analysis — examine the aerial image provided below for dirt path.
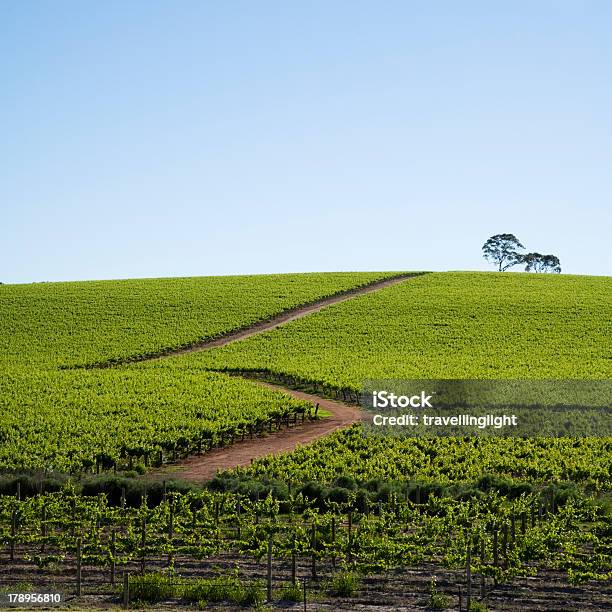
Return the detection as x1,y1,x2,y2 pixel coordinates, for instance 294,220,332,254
154,383,363,482
154,273,418,358
143,274,422,481
92,273,420,367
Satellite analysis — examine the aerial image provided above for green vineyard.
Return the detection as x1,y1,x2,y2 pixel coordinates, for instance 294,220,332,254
1,485,610,608
230,427,611,488
197,272,612,385
0,272,394,472
0,272,396,367
0,367,312,472
0,271,610,609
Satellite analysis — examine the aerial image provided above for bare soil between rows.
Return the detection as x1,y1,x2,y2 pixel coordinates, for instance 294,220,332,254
153,384,362,482
2,549,610,611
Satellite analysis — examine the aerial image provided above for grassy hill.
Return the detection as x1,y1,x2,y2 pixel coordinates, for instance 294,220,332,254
0,272,394,471
0,271,609,473
198,272,612,385
1,271,610,605
0,272,396,368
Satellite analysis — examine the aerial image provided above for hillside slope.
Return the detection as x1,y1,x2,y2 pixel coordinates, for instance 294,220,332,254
196,272,612,386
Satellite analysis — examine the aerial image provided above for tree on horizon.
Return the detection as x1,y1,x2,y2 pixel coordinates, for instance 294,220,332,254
522,253,562,273
482,234,525,271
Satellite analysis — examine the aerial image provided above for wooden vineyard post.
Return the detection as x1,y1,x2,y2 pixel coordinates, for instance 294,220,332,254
347,510,353,563
122,572,130,609
291,535,297,585
331,516,336,569
302,578,307,612
110,530,116,585
267,537,273,602
191,501,197,532
493,529,499,569
480,537,486,598
502,523,509,568
214,500,220,554
511,514,516,544
310,523,317,581
10,508,16,562
41,503,47,553
140,516,146,574
168,496,174,566
76,538,82,596
71,498,76,536
466,540,471,611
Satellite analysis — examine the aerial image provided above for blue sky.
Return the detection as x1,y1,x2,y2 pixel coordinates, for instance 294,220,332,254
2,0,610,283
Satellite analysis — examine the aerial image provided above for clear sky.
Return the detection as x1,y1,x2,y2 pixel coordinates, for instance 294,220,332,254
2,0,610,283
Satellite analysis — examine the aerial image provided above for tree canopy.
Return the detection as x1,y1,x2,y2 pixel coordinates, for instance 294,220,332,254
522,253,562,273
481,234,525,271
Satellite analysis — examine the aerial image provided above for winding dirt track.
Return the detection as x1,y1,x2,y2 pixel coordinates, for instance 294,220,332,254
156,384,363,482
92,273,420,367
143,273,422,481
164,274,418,356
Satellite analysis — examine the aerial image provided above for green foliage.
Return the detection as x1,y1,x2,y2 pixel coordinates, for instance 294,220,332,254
277,581,302,602
0,272,395,368
326,570,361,597
0,581,33,596
428,577,451,609
199,272,612,383
482,233,525,272
129,572,178,603
120,570,266,606
0,368,311,472
0,489,609,594
80,476,198,507
183,575,264,606
238,428,611,490
0,270,609,604
209,474,290,502
523,252,561,274
193,272,612,504
0,472,68,497
0,272,394,472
